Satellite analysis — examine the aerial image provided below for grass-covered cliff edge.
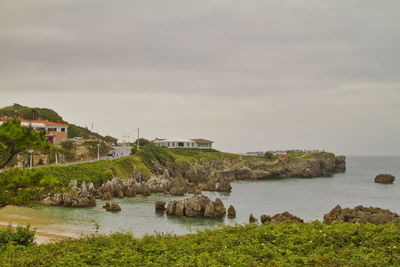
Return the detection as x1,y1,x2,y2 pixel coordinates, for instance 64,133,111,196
0,143,345,207
1,221,399,266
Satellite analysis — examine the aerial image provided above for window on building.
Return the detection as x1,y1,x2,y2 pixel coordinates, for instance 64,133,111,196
48,128,57,132
167,142,170,147
192,143,194,147
178,142,184,147
61,128,65,132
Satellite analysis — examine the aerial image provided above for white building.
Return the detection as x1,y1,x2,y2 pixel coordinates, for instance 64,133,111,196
151,138,214,149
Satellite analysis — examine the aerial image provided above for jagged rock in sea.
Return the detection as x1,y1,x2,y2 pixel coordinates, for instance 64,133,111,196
374,174,395,184
166,195,226,219
260,215,271,224
101,192,113,201
270,212,303,223
227,205,236,218
103,202,121,212
155,201,166,211
216,178,232,192
204,198,226,218
323,205,400,225
169,186,186,196
249,213,258,223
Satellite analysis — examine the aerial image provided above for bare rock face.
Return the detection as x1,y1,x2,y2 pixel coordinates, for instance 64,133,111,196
166,195,226,219
270,212,303,223
216,178,232,192
101,192,113,201
324,205,400,225
260,215,271,224
334,156,346,173
227,205,236,218
199,181,217,191
374,174,395,184
204,198,226,218
249,213,258,223
103,202,121,212
169,187,186,196
155,201,166,211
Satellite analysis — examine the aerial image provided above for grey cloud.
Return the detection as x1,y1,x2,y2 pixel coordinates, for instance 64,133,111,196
0,0,399,154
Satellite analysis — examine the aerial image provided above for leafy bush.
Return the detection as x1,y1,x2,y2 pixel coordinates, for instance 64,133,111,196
0,222,399,265
0,225,35,246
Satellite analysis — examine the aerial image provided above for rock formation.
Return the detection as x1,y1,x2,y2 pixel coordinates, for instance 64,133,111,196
216,178,232,192
227,205,236,218
166,195,226,218
249,213,258,223
323,205,400,225
155,201,166,211
103,202,121,212
374,174,395,184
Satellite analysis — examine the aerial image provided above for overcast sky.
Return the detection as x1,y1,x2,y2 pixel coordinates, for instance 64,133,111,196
1,0,399,155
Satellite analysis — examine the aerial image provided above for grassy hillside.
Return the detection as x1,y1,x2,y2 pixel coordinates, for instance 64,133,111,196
0,104,116,142
1,222,399,266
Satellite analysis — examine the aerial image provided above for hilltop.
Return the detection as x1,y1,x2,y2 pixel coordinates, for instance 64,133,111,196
0,103,116,143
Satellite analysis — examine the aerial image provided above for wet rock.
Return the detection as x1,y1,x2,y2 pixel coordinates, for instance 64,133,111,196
249,213,258,223
155,201,166,211
270,212,303,223
166,200,177,215
104,203,121,212
117,190,124,198
374,174,395,184
125,187,136,197
227,205,236,218
166,195,226,219
101,192,113,201
216,178,232,192
324,205,400,225
260,215,271,224
204,198,226,218
169,187,186,196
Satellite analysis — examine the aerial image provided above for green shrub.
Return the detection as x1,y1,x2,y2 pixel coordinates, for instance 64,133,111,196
0,225,35,246
0,222,399,265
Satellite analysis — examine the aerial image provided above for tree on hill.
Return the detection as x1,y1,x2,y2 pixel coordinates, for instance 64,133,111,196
0,118,50,169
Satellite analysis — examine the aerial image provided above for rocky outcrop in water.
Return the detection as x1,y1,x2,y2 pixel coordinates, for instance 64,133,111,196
216,178,232,192
249,213,258,223
103,202,121,212
374,174,395,184
155,201,166,211
323,205,400,225
165,195,226,218
227,205,236,218
262,212,304,224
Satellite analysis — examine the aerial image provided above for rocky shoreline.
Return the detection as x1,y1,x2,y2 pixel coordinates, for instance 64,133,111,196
40,154,346,207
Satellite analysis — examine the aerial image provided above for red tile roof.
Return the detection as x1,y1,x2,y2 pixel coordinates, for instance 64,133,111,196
190,138,214,143
0,118,67,126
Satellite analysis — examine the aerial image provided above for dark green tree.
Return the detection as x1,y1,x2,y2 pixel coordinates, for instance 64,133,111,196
0,118,50,169
264,152,274,159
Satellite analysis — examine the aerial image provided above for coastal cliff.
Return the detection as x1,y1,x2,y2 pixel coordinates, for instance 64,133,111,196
0,145,346,207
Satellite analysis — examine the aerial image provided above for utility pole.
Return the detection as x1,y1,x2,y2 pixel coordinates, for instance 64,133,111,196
28,149,34,169
137,128,140,150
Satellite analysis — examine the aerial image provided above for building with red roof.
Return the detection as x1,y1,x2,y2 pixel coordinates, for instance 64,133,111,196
0,119,68,144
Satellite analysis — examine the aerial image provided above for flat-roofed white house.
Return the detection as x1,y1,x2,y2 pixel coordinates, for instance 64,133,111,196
151,138,214,149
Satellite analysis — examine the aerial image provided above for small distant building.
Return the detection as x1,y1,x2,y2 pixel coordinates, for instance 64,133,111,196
151,138,214,149
0,119,68,144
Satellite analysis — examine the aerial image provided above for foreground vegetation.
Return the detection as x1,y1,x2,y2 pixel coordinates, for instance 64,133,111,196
1,222,399,266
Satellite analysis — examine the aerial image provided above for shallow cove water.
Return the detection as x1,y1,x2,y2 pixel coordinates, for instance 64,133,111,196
0,156,399,239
